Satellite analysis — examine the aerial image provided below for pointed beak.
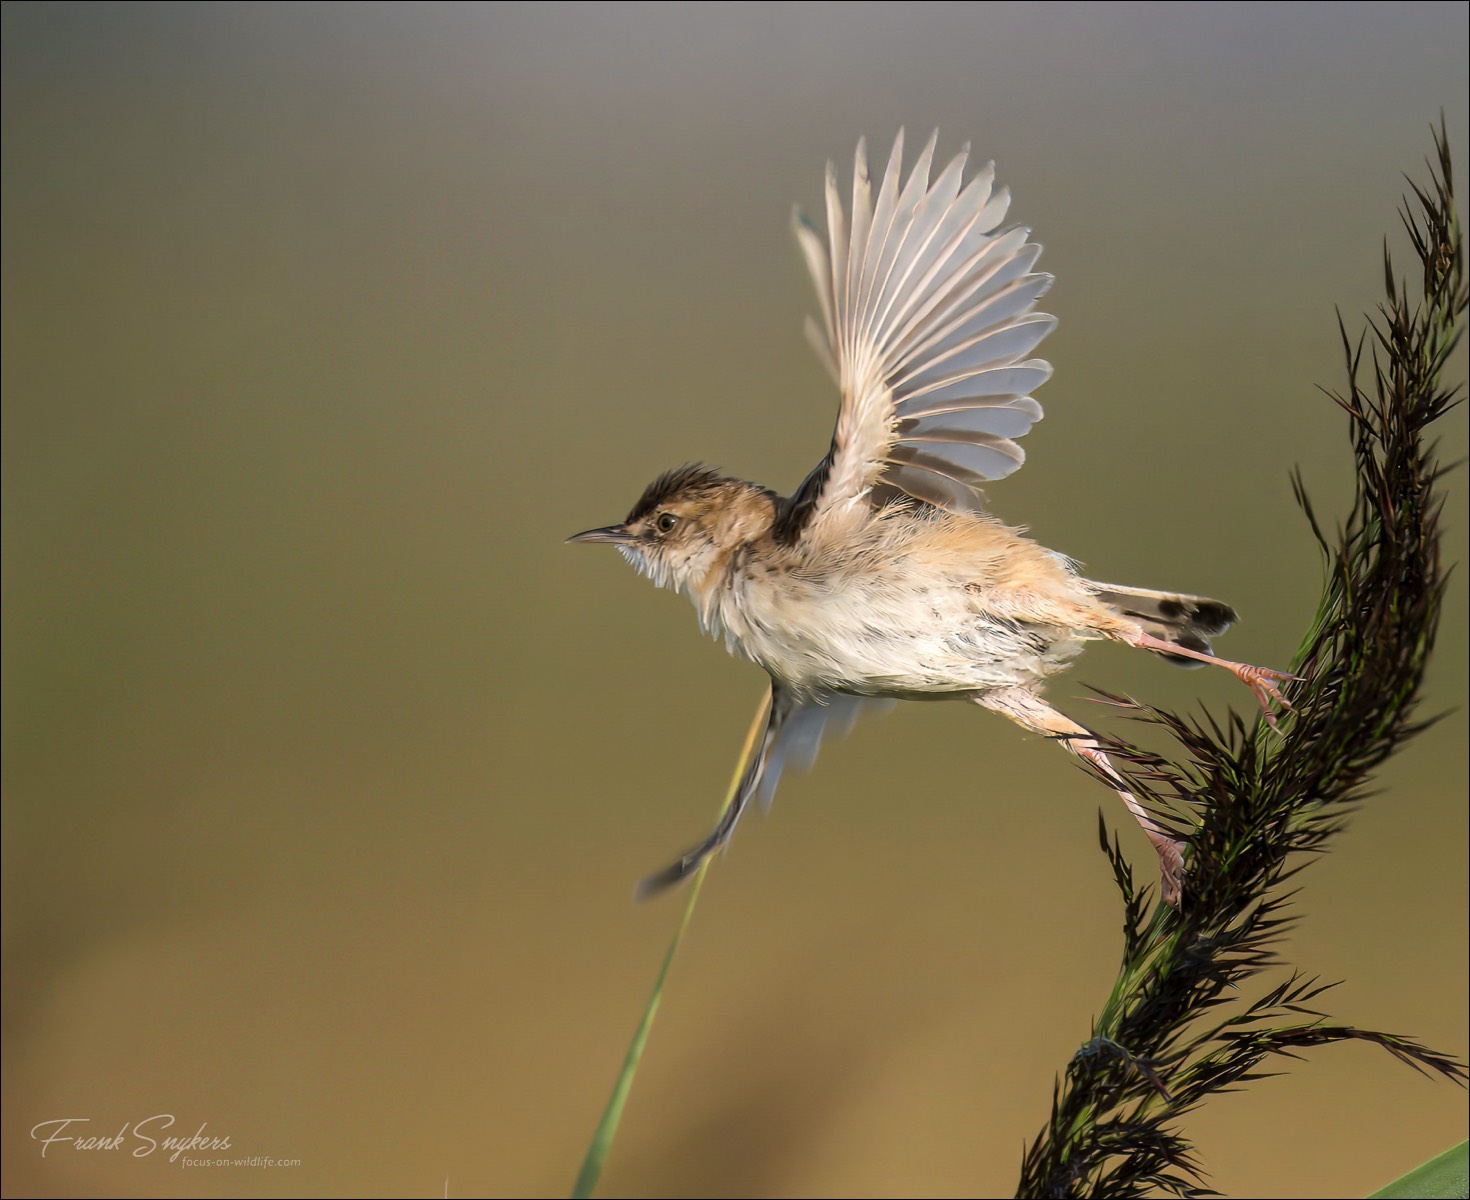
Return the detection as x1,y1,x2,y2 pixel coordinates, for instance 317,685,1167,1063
566,524,637,546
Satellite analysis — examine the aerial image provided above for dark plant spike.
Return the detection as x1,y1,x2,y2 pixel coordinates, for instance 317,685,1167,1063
1015,120,1467,1199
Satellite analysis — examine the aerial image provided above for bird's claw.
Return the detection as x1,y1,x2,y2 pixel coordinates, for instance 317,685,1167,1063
1148,832,1186,908
1235,664,1299,731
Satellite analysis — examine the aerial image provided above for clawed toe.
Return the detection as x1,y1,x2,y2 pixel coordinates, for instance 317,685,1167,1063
1148,833,1186,908
1235,664,1298,729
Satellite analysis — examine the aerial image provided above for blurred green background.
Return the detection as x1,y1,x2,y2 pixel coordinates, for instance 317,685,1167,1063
3,4,1466,1197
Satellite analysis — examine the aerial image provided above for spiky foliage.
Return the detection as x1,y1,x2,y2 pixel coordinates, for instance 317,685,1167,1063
1016,120,1468,1199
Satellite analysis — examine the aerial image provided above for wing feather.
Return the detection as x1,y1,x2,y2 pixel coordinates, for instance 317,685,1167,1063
891,275,1052,390
898,360,1053,407
855,132,908,342
900,398,1043,440
889,436,1025,484
793,211,834,349
871,469,986,513
785,131,1055,539
824,159,848,357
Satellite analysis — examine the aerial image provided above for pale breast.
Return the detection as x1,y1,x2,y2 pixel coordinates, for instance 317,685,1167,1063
717,552,1084,696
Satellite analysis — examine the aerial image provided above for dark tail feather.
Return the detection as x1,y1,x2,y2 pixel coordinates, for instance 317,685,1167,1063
1091,582,1237,667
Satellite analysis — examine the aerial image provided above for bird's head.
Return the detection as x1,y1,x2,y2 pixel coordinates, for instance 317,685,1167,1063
568,464,777,597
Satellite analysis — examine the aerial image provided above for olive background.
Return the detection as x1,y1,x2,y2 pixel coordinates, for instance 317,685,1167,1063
3,4,1466,1197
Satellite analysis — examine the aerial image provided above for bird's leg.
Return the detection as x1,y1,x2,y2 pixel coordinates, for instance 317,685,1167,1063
974,688,1186,906
1118,630,1296,728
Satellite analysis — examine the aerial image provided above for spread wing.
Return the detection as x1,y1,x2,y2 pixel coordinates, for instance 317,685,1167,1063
637,682,894,897
777,131,1055,542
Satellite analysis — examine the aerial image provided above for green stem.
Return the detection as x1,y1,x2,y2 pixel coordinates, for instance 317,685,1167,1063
570,693,770,1199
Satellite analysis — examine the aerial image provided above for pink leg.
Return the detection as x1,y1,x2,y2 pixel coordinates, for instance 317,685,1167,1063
1122,630,1297,728
975,688,1186,905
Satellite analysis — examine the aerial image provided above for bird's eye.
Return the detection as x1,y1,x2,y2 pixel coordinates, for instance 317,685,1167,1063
655,512,679,533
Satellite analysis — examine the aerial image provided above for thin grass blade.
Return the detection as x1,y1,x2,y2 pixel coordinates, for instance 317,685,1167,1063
570,693,771,1199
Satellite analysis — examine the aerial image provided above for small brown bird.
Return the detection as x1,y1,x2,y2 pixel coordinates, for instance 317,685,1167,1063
570,132,1291,904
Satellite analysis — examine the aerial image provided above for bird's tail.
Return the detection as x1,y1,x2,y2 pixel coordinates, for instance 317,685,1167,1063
1089,583,1238,667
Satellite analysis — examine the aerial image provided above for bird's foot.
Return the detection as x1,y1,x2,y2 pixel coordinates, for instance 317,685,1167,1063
1148,831,1186,908
1230,662,1300,731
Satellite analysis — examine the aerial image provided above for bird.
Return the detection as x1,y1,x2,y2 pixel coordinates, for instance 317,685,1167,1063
569,131,1292,905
